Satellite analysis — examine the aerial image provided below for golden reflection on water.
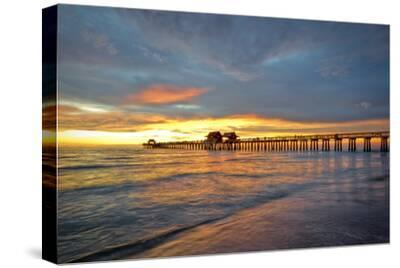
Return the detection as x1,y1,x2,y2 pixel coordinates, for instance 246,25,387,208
58,147,388,203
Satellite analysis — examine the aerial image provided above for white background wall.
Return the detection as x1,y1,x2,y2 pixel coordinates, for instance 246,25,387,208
0,0,398,267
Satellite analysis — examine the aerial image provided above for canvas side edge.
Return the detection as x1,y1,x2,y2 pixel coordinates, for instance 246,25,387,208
42,5,59,264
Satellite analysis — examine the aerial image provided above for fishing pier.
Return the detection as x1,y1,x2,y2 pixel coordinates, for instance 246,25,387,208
143,131,389,152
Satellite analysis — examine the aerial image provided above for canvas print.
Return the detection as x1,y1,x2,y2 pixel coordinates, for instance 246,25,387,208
42,4,390,264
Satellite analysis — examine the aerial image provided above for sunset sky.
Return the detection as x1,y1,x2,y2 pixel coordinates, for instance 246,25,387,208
49,5,389,145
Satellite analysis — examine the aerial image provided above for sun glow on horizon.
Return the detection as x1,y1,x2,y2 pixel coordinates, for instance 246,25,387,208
55,116,390,146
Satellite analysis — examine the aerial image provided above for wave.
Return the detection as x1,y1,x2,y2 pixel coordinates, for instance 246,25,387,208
67,180,317,263
368,174,389,182
227,173,273,179
59,161,192,171
60,171,223,194
224,157,261,162
102,156,135,160
69,216,225,263
161,171,220,180
59,164,141,171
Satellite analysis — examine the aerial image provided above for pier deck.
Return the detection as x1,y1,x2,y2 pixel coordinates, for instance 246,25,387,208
143,131,389,152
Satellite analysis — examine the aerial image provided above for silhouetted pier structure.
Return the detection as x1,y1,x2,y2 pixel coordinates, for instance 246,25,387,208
143,131,389,152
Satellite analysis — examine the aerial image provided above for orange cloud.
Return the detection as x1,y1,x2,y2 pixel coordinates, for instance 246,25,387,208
125,84,208,105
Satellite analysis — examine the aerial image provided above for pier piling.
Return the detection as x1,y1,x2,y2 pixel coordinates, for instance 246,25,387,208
380,136,389,152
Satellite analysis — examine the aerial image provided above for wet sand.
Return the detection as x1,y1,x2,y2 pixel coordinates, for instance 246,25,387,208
133,176,389,258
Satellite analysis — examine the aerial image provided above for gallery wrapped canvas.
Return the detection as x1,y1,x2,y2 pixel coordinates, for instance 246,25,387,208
42,4,390,264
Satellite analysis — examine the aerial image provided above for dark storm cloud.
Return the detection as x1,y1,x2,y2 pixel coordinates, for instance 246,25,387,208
57,5,389,123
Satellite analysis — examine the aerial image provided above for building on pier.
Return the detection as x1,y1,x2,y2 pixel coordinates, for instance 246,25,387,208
206,131,223,144
147,139,156,145
222,132,238,142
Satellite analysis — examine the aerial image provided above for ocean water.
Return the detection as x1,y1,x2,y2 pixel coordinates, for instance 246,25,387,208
57,146,389,263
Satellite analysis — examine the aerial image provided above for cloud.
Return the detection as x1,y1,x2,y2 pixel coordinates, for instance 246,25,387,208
317,64,349,78
205,59,259,81
42,105,57,130
172,104,201,110
355,101,372,110
60,100,115,113
57,104,389,141
125,10,314,81
58,112,390,145
125,84,208,105
57,104,169,132
43,104,82,130
81,28,118,55
138,46,164,63
316,55,351,79
57,6,389,126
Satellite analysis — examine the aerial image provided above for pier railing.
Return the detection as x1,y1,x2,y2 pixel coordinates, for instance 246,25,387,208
143,131,389,152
